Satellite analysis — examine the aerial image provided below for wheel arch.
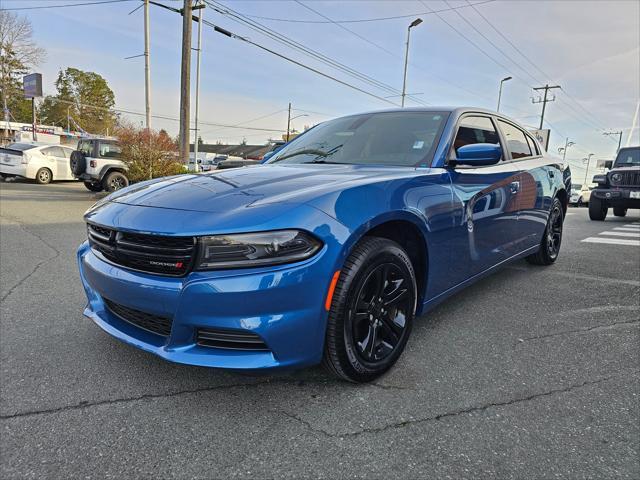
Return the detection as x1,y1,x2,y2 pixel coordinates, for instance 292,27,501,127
340,211,430,308
98,164,128,181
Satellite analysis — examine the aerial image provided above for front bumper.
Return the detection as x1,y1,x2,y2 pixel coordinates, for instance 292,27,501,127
591,188,640,208
77,240,337,371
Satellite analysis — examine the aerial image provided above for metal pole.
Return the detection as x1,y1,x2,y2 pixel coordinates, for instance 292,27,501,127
144,0,151,129
562,137,569,162
617,132,622,152
539,85,548,130
32,98,37,142
286,102,291,142
497,82,503,113
179,0,193,163
401,27,411,108
193,1,203,165
583,154,593,186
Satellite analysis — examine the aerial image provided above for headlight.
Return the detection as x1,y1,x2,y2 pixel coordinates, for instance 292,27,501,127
592,174,607,185
195,230,322,270
610,173,622,185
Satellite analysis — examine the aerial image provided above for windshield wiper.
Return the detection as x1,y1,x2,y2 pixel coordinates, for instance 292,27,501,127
273,148,329,162
304,159,343,164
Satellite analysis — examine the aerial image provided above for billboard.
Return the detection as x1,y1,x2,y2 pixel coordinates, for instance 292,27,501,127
529,128,550,151
23,73,42,98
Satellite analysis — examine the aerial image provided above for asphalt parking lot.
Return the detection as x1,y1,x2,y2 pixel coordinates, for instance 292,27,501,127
1,180,639,479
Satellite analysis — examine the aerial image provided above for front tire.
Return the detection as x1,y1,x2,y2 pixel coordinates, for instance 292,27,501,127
34,168,52,185
322,237,417,383
102,171,129,192
613,207,627,217
526,198,563,266
589,196,607,221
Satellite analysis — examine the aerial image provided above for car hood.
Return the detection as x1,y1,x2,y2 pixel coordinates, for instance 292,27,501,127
106,164,430,213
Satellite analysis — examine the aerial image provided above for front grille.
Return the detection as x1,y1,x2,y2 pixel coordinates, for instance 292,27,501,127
87,223,196,276
104,298,173,336
196,327,269,351
610,171,640,187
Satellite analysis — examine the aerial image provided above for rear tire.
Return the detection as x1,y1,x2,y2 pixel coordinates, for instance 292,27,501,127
84,181,103,192
34,168,52,185
322,237,417,383
102,171,129,192
613,207,627,217
589,196,607,221
526,198,563,266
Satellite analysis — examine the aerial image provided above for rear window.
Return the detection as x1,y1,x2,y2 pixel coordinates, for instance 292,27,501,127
77,140,93,156
5,143,37,151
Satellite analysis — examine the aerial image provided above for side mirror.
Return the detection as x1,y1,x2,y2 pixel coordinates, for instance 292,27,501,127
455,143,502,166
603,160,613,170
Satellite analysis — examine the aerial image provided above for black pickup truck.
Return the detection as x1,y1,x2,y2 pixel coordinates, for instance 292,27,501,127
589,146,640,220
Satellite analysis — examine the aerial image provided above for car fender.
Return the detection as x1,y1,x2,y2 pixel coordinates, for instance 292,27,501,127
98,163,128,181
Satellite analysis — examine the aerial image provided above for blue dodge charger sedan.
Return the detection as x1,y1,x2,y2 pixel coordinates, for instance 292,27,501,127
78,108,570,382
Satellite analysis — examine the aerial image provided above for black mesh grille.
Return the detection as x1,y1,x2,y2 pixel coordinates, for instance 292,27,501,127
613,171,640,186
104,298,173,336
87,223,196,276
197,327,269,351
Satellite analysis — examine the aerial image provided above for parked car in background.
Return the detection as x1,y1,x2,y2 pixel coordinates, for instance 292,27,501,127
589,146,640,220
77,107,569,382
0,143,76,184
70,138,128,192
569,183,592,206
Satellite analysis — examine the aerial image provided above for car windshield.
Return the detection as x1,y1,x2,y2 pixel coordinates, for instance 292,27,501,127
5,143,37,151
614,147,640,167
268,111,449,167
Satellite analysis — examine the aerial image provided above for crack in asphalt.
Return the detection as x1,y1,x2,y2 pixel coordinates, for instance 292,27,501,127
0,379,287,420
276,372,637,438
0,213,62,302
515,319,640,345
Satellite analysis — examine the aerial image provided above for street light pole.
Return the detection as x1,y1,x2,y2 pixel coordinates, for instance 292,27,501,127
496,76,512,112
193,1,204,165
401,18,422,108
558,137,575,163
286,104,308,142
143,0,151,130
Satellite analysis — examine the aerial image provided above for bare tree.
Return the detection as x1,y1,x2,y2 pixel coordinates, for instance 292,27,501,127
0,11,46,141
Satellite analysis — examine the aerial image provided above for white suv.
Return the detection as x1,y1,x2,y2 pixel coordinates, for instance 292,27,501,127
70,139,129,192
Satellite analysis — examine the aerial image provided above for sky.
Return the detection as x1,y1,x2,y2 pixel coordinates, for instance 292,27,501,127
3,0,640,178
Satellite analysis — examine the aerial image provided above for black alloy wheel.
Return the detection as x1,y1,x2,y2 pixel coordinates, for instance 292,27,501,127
323,237,417,382
103,171,129,192
351,263,411,363
526,197,564,266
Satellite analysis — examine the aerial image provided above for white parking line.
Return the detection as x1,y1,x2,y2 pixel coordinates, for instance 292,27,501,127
622,224,640,228
582,237,640,246
614,227,640,232
599,231,640,237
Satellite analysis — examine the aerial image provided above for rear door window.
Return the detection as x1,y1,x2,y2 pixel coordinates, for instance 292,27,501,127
43,146,65,157
497,120,532,159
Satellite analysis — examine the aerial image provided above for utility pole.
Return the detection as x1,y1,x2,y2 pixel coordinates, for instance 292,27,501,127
583,153,594,186
31,98,37,142
67,106,70,132
144,0,151,129
179,0,193,163
193,1,204,165
603,130,623,153
532,84,561,130
286,102,291,142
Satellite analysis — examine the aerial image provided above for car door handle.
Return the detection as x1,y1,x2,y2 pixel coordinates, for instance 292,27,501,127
510,181,520,194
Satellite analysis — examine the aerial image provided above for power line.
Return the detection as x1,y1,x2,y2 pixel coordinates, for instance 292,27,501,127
234,0,495,24
206,1,419,105
0,0,134,11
